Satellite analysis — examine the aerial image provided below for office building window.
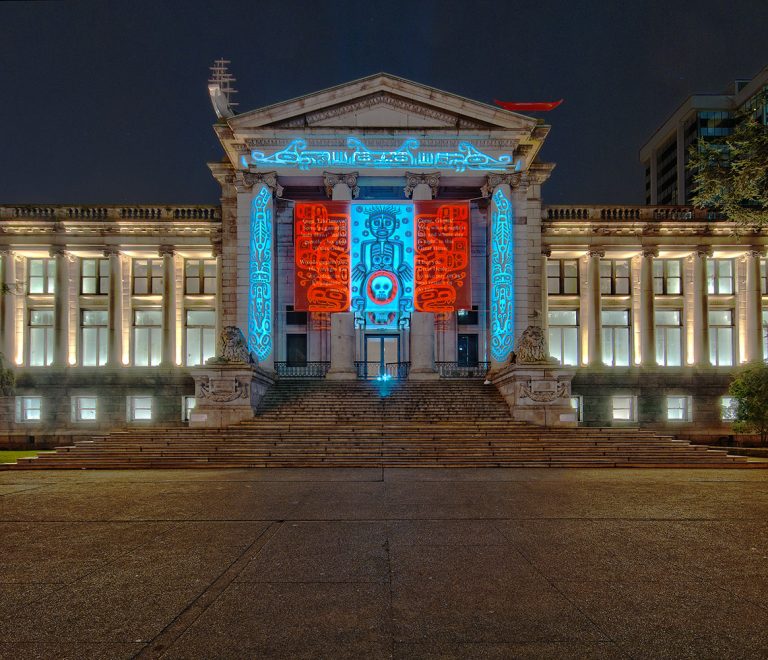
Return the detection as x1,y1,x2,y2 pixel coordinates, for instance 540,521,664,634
127,396,153,421
709,310,734,366
72,396,97,422
457,305,479,325
612,396,636,421
655,310,683,366
182,396,196,422
28,258,56,294
600,259,630,295
721,396,737,422
653,259,682,295
15,396,42,422
132,310,162,366
602,310,631,366
81,258,109,295
707,259,734,295
28,309,54,366
81,310,108,366
184,259,217,295
185,310,216,366
132,259,163,295
548,310,579,366
546,259,579,295
666,396,692,422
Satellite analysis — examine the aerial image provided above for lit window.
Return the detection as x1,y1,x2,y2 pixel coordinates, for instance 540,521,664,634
182,396,196,422
612,396,636,421
16,396,42,422
706,259,734,295
184,259,217,295
185,310,216,366
763,309,768,359
128,396,153,421
547,259,579,295
81,310,108,366
708,310,734,366
761,260,767,294
600,259,630,295
457,305,479,325
721,396,737,422
602,310,631,366
28,258,56,294
28,309,54,366
132,310,162,366
666,396,691,422
132,259,163,295
81,258,109,295
570,395,583,422
653,259,682,295
655,310,683,366
548,310,579,366
72,396,97,422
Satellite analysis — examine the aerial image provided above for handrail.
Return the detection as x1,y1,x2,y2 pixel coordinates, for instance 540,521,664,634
274,361,330,378
355,361,410,380
435,361,490,378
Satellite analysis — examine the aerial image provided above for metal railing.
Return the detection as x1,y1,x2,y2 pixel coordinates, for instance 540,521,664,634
435,361,490,378
355,361,410,380
274,361,330,378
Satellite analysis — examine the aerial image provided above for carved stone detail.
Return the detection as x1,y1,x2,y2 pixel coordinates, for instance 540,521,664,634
49,246,67,258
404,172,440,198
512,326,556,364
641,246,659,258
587,247,605,258
235,171,283,197
323,171,359,199
481,172,522,198
198,376,249,403
207,326,254,365
519,380,569,402
695,245,713,258
158,244,175,257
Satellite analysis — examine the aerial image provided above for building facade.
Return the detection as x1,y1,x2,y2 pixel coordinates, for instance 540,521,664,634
1,72,765,445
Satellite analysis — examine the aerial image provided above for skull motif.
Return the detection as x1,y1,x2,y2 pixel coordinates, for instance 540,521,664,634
371,275,393,302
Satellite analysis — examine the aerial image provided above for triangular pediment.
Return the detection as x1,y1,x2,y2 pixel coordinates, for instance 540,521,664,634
228,73,538,133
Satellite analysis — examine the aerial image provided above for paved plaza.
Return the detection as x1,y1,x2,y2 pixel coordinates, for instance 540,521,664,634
0,467,767,659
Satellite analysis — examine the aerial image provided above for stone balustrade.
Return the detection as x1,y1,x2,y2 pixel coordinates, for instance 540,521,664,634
0,205,220,221
544,205,726,222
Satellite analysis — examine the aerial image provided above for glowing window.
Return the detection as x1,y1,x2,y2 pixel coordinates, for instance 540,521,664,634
128,396,153,422
16,396,42,422
655,310,682,366
132,310,162,366
666,396,691,421
706,259,734,295
132,259,163,295
81,258,109,295
547,259,579,295
72,396,97,422
184,259,217,295
81,310,108,366
602,310,631,367
28,309,54,367
570,395,583,422
28,258,56,294
653,260,682,295
721,396,737,421
185,310,216,366
612,396,636,421
600,260,630,295
548,310,579,366
182,396,196,422
708,310,733,366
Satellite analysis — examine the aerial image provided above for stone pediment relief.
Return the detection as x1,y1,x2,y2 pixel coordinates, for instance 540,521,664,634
269,93,492,130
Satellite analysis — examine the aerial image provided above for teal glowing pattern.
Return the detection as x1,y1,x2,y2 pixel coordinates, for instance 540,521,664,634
249,186,272,361
490,188,514,362
241,138,520,172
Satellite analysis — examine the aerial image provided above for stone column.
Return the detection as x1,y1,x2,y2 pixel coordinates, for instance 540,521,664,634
693,246,712,366
105,248,123,367
587,248,604,366
323,172,359,201
405,172,440,201
540,248,551,334
160,245,176,367
51,247,69,367
0,249,16,362
213,242,224,347
326,312,356,380
640,247,658,366
409,311,438,379
745,248,764,362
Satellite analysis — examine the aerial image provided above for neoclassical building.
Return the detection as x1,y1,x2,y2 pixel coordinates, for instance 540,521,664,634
0,72,764,443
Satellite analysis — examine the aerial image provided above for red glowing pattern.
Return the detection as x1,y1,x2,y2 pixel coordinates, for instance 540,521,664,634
494,99,563,112
294,202,351,312
414,201,471,312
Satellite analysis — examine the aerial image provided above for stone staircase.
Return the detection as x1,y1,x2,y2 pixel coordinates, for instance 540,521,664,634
4,380,758,469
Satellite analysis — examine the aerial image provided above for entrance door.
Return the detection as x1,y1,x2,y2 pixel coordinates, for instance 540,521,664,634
365,335,400,378
458,333,479,367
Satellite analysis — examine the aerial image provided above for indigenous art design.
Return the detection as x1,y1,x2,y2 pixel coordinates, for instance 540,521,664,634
351,203,414,328
490,188,515,362
294,201,351,312
248,185,273,361
243,137,519,173
413,201,471,312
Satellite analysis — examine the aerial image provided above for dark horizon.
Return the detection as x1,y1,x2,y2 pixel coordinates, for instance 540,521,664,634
0,0,765,206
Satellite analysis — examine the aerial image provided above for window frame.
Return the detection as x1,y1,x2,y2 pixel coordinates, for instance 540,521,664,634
15,396,42,423
80,309,108,367
611,395,637,422
601,309,632,367
721,396,737,422
71,396,98,422
80,258,110,295
653,259,683,296
132,258,164,296
27,258,56,295
706,258,735,295
548,309,580,366
184,309,216,366
599,259,631,296
184,258,217,295
655,309,683,366
182,395,196,422
546,259,580,296
127,395,153,422
708,309,734,366
666,395,692,422
27,308,54,367
132,309,163,367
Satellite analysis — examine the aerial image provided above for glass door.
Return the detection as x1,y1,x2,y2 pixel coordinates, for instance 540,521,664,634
365,335,400,378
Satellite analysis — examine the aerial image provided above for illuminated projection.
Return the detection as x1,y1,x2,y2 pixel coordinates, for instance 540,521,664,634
248,186,273,361
294,202,351,312
351,203,414,328
242,138,520,173
490,188,515,362
413,201,471,312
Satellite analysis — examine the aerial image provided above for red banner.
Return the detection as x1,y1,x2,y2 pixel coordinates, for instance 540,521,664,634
294,202,351,312
414,201,471,312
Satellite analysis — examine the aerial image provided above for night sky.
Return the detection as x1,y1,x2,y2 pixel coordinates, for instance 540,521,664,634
1,0,765,206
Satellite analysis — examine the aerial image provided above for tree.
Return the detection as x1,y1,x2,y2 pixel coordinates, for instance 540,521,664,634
688,114,768,226
728,361,768,446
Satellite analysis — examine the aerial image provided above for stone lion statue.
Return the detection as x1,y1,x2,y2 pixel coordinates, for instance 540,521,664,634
512,325,554,364
207,326,254,365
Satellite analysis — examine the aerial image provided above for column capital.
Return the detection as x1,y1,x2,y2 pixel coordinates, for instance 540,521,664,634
587,247,605,258
641,246,659,258
404,172,440,199
747,246,765,259
541,247,552,258
235,170,283,197
211,240,223,258
481,172,522,198
0,246,12,256
102,246,120,258
158,244,176,258
323,171,359,199
49,246,67,259
695,245,713,258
